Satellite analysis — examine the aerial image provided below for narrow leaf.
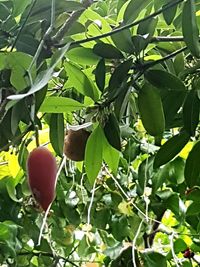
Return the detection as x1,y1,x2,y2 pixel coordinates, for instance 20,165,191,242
111,29,134,53
85,125,103,184
182,0,200,58
142,251,167,267
8,43,70,100
183,90,200,136
123,0,152,24
145,69,186,91
93,43,124,59
67,47,100,65
185,141,200,187
49,114,64,157
154,131,190,169
95,59,105,92
104,113,121,151
138,83,165,137
65,62,99,101
163,4,177,25
102,132,120,175
39,97,85,113
109,59,132,91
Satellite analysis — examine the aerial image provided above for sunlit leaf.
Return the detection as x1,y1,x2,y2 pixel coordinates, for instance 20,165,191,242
65,62,99,101
40,97,85,113
49,114,64,157
185,141,200,187
85,124,103,184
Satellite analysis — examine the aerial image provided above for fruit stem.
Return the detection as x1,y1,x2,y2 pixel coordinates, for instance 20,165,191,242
35,125,40,147
37,205,51,246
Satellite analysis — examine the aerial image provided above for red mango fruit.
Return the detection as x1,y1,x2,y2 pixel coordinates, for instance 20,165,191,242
27,147,57,211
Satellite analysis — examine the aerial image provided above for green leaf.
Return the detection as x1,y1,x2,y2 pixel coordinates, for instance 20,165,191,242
111,216,129,241
0,3,10,21
16,34,39,56
123,138,140,162
18,139,29,171
145,70,186,127
111,29,134,53
142,251,167,267
123,0,152,24
109,59,132,92
85,125,103,184
35,85,48,112
174,53,185,75
102,132,120,175
0,52,35,91
185,141,200,187
186,202,200,216
8,43,71,100
138,83,165,137
95,58,105,92
138,157,154,194
161,90,186,127
132,35,149,54
93,43,124,59
49,114,64,157
66,47,100,65
137,17,158,36
145,69,186,91
163,3,177,25
0,221,17,241
174,238,187,253
13,0,32,17
182,0,200,58
154,157,185,188
39,97,85,113
6,178,20,202
11,101,23,135
65,62,99,101
183,90,200,136
186,188,200,202
114,83,130,120
104,113,121,151
154,131,190,168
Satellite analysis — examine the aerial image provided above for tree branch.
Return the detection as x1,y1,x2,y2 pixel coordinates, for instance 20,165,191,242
10,0,38,51
54,0,184,48
150,36,185,43
0,126,31,152
52,0,93,44
142,46,187,70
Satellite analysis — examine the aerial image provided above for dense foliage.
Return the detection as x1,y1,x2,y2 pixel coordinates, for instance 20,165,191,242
1,0,200,266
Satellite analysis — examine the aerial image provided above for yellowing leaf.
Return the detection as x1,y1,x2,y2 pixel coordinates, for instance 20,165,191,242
7,153,20,178
179,141,193,159
118,201,134,216
0,163,10,180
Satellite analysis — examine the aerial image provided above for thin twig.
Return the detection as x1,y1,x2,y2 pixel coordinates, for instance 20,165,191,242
104,165,174,229
10,0,38,51
52,0,93,43
142,46,187,70
132,220,144,267
55,0,184,48
0,125,31,152
170,232,182,267
87,179,97,226
27,0,55,85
